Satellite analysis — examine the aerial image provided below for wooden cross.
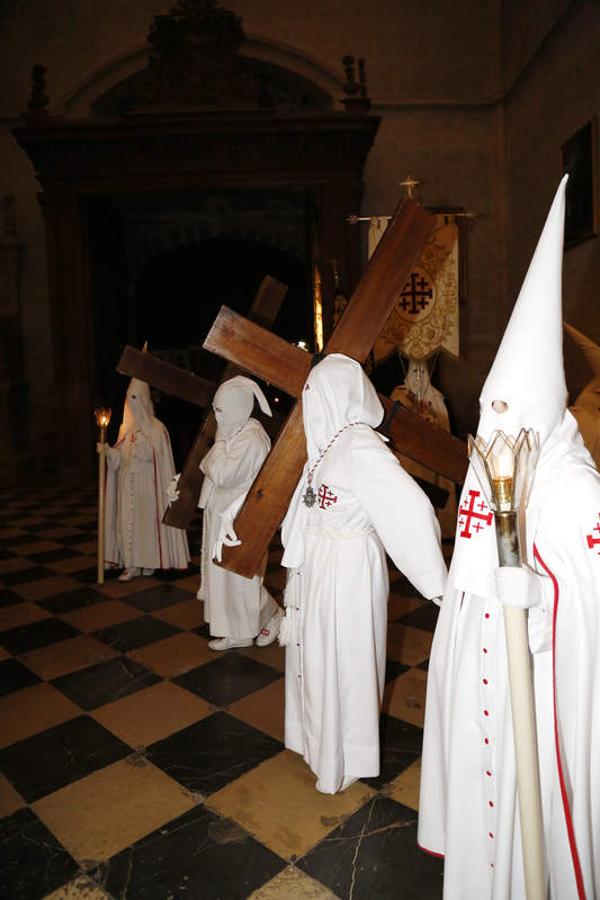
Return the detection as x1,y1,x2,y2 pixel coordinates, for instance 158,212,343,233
400,174,420,199
116,275,288,529
203,198,468,578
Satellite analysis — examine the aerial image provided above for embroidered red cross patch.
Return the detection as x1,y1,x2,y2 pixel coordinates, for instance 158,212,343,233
318,484,338,510
458,489,493,539
586,515,600,555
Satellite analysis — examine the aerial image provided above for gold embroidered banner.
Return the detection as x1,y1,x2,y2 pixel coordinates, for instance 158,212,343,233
369,214,460,362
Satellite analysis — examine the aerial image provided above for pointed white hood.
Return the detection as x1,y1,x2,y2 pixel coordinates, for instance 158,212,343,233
120,377,156,439
449,176,594,600
477,175,568,445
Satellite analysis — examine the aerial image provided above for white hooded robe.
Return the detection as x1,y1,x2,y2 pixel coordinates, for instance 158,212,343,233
281,354,447,794
391,357,458,539
198,377,278,640
419,177,600,899
104,378,190,571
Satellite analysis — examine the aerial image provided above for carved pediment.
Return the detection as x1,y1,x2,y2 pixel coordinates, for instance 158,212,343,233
137,0,261,110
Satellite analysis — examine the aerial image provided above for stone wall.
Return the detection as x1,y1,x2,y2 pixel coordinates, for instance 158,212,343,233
503,0,600,399
0,0,598,471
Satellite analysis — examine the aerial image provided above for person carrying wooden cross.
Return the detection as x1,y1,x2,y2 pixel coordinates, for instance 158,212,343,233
282,353,447,793
218,354,447,792
170,375,282,651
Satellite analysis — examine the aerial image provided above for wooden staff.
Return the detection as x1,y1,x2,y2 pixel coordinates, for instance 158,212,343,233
95,408,111,585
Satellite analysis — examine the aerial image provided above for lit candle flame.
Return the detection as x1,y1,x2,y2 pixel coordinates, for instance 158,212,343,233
313,265,324,353
95,407,112,430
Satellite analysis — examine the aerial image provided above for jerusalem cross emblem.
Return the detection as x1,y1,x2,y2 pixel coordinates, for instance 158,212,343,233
458,489,493,539
318,484,338,510
586,515,600,555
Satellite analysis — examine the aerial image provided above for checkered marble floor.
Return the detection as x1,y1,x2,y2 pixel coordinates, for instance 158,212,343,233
0,480,446,900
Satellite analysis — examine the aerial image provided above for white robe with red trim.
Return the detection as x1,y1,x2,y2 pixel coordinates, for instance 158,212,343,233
104,421,190,572
419,412,600,899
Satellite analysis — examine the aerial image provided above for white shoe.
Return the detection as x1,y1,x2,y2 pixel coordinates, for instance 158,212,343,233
142,568,155,576
208,637,254,651
255,608,283,648
118,567,141,582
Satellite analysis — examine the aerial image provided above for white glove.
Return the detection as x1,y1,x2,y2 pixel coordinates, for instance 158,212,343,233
495,565,547,609
167,473,181,504
212,516,241,563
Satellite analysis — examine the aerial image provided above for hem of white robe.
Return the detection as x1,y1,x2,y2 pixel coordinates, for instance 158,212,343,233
417,841,445,859
205,590,277,639
121,558,188,571
285,719,379,794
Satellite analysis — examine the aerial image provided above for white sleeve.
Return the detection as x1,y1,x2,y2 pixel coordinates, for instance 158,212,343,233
349,430,448,600
106,445,121,471
201,432,269,491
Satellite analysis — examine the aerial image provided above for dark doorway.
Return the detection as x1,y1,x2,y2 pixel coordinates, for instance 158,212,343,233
88,192,311,466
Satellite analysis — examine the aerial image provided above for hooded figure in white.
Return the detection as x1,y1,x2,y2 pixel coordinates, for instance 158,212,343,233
391,357,458,538
419,177,600,899
104,377,190,580
196,376,281,651
280,353,447,794
565,322,600,468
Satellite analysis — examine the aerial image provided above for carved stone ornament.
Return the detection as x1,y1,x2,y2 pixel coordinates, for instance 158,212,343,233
137,0,261,109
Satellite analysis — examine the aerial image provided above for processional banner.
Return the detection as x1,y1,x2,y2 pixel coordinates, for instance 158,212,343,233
369,214,460,362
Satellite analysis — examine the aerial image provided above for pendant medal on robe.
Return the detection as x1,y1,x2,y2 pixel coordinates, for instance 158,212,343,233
303,484,316,508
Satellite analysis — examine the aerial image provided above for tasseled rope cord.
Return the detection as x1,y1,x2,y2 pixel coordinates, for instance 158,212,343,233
305,422,362,489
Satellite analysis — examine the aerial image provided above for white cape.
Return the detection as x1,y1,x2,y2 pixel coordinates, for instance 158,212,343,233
105,419,190,571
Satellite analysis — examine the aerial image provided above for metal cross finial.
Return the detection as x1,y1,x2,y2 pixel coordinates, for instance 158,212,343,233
400,175,420,199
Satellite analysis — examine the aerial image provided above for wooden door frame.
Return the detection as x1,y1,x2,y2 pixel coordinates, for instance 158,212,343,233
15,111,379,471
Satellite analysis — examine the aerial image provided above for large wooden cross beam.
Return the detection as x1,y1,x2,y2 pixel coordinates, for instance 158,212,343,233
116,275,287,528
203,198,468,578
